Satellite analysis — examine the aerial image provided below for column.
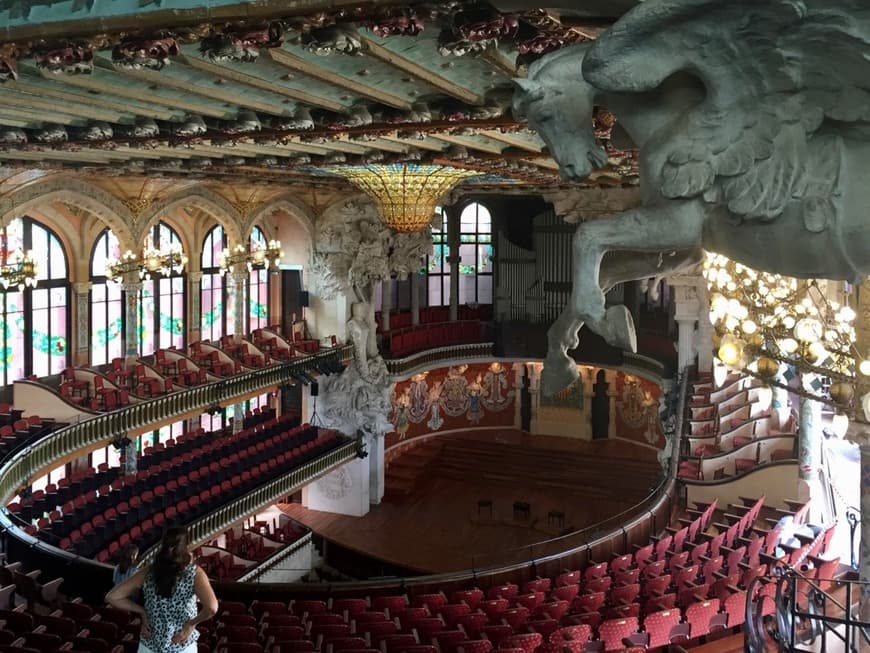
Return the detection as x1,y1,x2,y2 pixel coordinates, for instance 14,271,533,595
270,268,282,329
860,442,870,620
606,370,617,438
123,437,138,474
410,273,421,326
368,434,385,505
670,275,702,373
188,271,202,344
695,282,714,373
381,279,392,332
122,271,142,360
232,402,244,434
797,376,825,523
513,363,524,429
231,270,247,339
527,362,542,434
448,206,460,322
73,282,91,366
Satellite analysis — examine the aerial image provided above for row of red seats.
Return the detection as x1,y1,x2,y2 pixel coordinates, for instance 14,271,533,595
375,306,492,334
389,322,483,358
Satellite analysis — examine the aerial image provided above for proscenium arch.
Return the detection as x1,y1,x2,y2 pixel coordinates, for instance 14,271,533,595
0,176,136,250
136,187,243,247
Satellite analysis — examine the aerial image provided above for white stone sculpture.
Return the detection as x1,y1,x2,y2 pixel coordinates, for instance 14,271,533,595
513,0,870,395
312,199,432,439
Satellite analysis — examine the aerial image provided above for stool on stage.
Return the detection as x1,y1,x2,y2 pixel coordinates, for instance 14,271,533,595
547,510,565,529
477,499,493,517
513,501,531,521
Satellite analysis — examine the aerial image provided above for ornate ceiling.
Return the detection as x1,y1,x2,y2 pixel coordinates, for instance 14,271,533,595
0,0,638,191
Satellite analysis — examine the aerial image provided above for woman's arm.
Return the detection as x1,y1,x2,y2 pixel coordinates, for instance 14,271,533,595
105,568,147,618
172,566,218,644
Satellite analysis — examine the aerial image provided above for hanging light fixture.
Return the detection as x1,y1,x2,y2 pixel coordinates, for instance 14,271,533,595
329,164,482,232
218,239,283,275
105,243,189,282
703,251,866,420
0,249,38,291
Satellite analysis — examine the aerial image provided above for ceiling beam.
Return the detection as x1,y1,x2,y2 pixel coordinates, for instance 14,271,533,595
0,105,86,127
0,150,125,163
28,65,234,119
429,133,505,155
265,48,411,110
481,130,545,152
7,78,184,122
104,59,293,117
0,88,132,123
359,36,483,106
177,55,345,113
481,49,518,78
378,134,447,152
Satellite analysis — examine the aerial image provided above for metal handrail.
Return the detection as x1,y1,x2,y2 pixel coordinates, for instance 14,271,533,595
0,345,352,504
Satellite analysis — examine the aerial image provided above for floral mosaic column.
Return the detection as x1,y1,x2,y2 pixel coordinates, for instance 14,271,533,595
188,271,202,343
410,273,420,326
73,282,90,365
798,374,824,523
231,270,247,338
121,272,141,359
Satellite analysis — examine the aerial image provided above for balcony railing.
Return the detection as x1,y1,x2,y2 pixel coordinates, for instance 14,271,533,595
0,345,353,503
385,342,495,376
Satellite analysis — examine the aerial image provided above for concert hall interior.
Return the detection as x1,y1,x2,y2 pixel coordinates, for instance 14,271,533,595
0,0,868,651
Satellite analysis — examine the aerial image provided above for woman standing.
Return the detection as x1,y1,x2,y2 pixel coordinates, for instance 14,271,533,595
106,527,218,653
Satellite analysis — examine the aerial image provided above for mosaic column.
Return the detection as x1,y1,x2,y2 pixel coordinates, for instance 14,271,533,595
798,373,825,523
231,270,247,339
671,276,701,373
410,273,421,326
860,442,870,620
121,272,142,360
187,271,202,343
123,437,138,474
73,282,91,366
448,205,461,322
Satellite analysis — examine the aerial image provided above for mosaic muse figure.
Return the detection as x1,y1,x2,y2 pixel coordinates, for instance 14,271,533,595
514,0,870,396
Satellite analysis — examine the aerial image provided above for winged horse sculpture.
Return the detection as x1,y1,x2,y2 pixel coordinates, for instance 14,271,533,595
513,0,870,396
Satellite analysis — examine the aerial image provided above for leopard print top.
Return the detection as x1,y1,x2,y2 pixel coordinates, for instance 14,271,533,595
141,563,199,653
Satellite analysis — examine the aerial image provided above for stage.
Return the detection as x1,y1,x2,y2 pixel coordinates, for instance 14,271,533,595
282,431,661,574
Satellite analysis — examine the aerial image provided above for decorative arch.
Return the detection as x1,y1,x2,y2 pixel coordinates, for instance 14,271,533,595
245,194,316,243
0,176,136,250
137,187,243,246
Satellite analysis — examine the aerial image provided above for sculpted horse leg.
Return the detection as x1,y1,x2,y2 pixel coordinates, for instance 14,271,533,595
571,200,706,350
542,246,702,396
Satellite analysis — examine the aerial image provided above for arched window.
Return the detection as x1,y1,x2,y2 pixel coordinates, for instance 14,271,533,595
0,217,69,384
458,202,493,305
90,229,124,366
248,226,270,332
426,206,450,307
201,225,235,341
139,222,185,354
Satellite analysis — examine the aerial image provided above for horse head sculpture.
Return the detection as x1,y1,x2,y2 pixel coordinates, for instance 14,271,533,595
513,0,870,396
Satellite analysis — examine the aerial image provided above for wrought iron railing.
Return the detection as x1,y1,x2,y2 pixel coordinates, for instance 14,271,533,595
0,345,352,503
237,532,314,583
747,569,870,652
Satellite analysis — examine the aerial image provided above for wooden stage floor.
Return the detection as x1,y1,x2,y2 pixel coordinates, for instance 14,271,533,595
281,431,660,574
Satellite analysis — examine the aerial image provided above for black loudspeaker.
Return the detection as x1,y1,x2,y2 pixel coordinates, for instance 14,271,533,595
300,291,310,307
310,382,319,397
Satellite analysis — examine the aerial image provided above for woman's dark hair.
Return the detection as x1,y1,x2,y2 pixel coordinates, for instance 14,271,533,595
149,527,191,597
117,543,139,573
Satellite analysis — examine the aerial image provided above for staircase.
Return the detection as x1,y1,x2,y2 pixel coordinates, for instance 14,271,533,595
383,439,443,503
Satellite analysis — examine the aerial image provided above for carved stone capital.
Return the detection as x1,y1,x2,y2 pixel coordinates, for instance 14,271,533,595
187,271,203,284
73,282,92,295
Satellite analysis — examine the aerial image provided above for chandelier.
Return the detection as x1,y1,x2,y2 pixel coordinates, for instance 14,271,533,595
329,164,482,232
219,239,283,275
702,252,868,427
0,250,38,291
105,244,188,282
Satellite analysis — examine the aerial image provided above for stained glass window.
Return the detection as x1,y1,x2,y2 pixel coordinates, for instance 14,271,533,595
201,225,228,342
426,206,450,307
458,202,493,305
138,222,185,355
90,230,124,366
0,217,69,385
248,226,270,332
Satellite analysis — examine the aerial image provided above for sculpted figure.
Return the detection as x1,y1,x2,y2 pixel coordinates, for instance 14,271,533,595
347,301,378,382
514,0,870,396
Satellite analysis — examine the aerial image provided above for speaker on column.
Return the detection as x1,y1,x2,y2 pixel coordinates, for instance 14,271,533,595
300,291,310,307
310,382,319,397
